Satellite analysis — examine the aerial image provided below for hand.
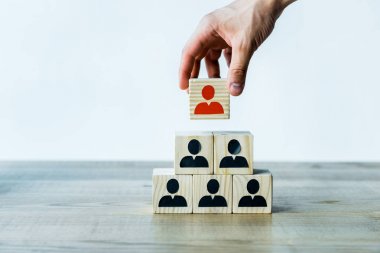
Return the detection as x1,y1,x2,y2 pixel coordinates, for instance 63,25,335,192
179,0,295,96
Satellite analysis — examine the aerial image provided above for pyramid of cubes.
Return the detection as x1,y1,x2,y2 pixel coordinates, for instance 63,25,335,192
152,79,273,214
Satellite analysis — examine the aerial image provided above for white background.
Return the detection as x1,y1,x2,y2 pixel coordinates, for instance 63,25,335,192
0,0,379,161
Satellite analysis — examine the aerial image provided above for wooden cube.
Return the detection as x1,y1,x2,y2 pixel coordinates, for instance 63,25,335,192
152,168,192,213
232,170,272,213
193,175,232,213
213,131,253,175
189,78,230,120
175,131,213,175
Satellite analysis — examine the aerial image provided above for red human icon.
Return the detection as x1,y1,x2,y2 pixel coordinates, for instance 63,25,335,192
194,85,224,115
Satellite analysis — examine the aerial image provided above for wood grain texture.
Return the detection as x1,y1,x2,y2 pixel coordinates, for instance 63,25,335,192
213,131,253,174
189,78,230,120
174,131,213,175
193,175,232,213
233,170,272,213
152,168,192,213
0,161,380,252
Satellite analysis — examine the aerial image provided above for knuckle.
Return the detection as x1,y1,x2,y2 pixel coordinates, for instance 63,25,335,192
200,13,217,29
233,36,255,53
181,45,191,56
236,42,253,53
230,68,247,78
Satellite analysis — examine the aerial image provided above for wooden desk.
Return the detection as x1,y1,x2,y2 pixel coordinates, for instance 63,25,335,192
0,162,379,252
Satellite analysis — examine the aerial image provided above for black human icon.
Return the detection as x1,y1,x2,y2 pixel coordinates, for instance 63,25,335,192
158,179,187,207
219,139,249,168
238,179,267,207
180,139,209,168
198,179,227,207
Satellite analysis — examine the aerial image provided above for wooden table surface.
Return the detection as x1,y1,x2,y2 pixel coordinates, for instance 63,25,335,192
0,161,379,252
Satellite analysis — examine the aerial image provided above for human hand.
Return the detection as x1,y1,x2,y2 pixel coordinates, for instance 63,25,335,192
179,0,295,96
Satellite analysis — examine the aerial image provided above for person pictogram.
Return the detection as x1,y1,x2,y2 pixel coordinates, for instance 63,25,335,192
238,179,267,207
198,179,227,207
194,85,224,114
180,139,209,168
159,179,187,207
219,139,249,168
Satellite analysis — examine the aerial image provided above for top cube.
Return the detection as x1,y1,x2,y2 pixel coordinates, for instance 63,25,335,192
189,78,230,120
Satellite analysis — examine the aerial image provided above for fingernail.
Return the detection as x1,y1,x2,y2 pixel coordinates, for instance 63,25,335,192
229,82,243,94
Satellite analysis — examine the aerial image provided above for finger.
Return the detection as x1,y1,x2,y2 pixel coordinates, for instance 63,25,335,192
189,48,210,79
179,50,196,90
205,49,222,78
179,34,208,90
223,47,232,68
191,59,201,78
227,45,253,96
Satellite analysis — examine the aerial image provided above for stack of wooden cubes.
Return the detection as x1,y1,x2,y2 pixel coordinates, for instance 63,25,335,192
152,79,273,214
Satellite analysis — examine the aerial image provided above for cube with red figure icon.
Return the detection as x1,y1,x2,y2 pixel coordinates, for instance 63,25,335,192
189,78,230,120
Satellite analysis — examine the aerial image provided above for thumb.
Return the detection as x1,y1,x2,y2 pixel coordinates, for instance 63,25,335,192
227,46,253,96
